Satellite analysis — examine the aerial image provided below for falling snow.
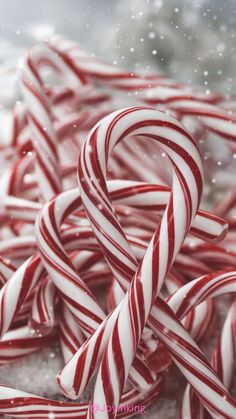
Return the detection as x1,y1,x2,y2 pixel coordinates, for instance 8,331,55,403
0,1,235,418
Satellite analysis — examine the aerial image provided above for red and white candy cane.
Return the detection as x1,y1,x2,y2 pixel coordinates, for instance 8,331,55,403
149,295,236,419
163,269,236,418
35,188,160,391
59,303,85,363
0,376,162,418
0,326,55,365
0,257,15,286
0,218,214,343
29,275,56,333
180,297,236,418
58,115,226,399
80,109,236,417
9,102,27,149
182,241,236,270
76,106,203,416
20,45,63,200
46,36,236,170
46,35,222,100
0,254,45,336
46,36,227,118
0,155,34,198
163,100,236,144
108,270,215,347
0,182,228,242
37,178,226,398
212,297,236,389
46,35,169,90
135,85,236,144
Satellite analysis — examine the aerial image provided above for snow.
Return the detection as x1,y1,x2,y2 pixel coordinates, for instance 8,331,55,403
0,344,62,398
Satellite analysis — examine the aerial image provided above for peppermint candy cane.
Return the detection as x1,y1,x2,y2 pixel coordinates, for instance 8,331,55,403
0,231,99,339
149,296,236,419
163,100,236,144
0,235,36,259
0,155,34,198
142,85,222,106
180,297,236,418
34,179,222,333
59,120,223,399
135,270,232,410
35,188,160,390
211,297,236,388
0,326,55,364
29,276,56,333
59,303,85,363
46,37,236,158
160,269,236,418
138,271,235,416
182,241,236,270
46,36,220,99
182,298,215,343
0,222,157,337
0,376,162,418
9,102,26,148
0,257,15,286
46,36,168,89
40,180,225,397
0,257,35,327
46,35,228,128
76,106,203,416
1,183,227,242
0,37,234,418
20,45,63,200
78,106,203,285
0,254,44,335
167,270,236,317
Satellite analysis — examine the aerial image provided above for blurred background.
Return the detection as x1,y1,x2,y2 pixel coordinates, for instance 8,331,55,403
0,0,236,93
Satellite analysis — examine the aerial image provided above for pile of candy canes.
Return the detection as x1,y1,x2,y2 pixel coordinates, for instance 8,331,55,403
0,34,236,418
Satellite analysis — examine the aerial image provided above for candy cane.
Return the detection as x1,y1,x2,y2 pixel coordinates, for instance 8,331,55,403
164,100,236,144
160,269,236,418
0,257,16,286
58,119,216,400
36,177,226,398
46,36,220,101
0,376,162,418
35,188,160,390
0,255,44,336
76,106,203,416
0,181,227,241
46,35,168,89
59,303,85,363
150,296,236,419
29,276,56,333
20,45,63,200
0,326,55,365
180,297,236,418
182,241,236,269
9,102,27,148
